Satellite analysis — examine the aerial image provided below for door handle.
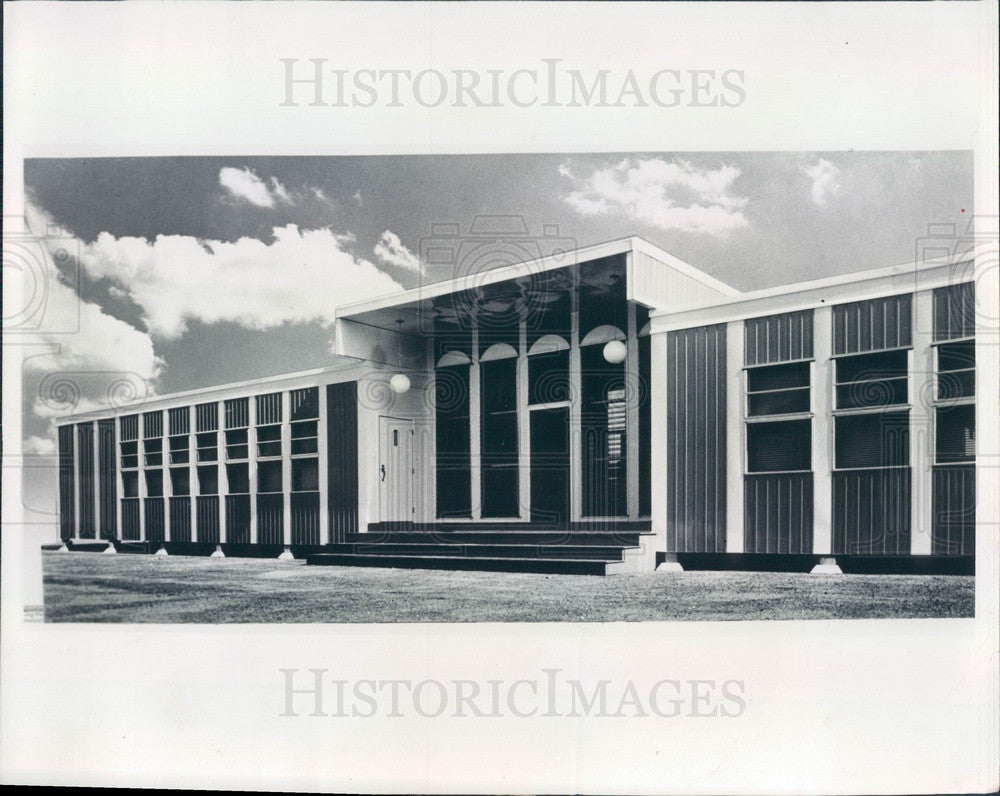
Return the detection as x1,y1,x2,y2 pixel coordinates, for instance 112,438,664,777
380,464,386,482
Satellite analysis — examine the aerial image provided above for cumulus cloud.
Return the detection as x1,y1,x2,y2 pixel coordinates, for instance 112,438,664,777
33,211,404,340
20,204,164,426
22,435,56,455
372,230,424,274
559,158,749,234
219,166,293,208
803,158,841,206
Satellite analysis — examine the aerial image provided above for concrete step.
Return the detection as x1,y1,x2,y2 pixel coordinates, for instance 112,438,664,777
306,553,610,575
327,542,632,560
343,531,648,546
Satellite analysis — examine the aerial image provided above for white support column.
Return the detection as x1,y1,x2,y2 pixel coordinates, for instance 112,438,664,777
649,332,668,554
569,287,582,522
281,391,293,551
163,432,172,545
137,435,147,543
911,290,935,555
812,305,835,555
517,320,530,519
317,385,330,544
91,422,100,541
725,321,745,554
469,326,482,520
626,302,640,519
72,425,81,540
187,414,197,545
248,398,258,545
217,400,228,546
114,420,123,540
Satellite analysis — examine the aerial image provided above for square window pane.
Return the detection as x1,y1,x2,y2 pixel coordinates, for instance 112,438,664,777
170,467,190,496
226,463,249,494
746,419,811,472
936,404,975,463
197,465,218,496
748,388,810,416
747,361,809,392
835,411,909,469
292,458,319,492
257,460,283,493
938,340,974,372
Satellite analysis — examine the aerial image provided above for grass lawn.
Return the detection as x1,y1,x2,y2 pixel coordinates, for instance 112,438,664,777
39,551,975,623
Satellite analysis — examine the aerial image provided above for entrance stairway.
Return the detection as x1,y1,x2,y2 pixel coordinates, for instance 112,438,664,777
306,521,656,575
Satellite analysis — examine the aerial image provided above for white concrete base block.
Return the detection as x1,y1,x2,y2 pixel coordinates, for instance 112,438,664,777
154,547,169,557
102,543,117,554
57,543,69,553
277,548,294,560
656,561,685,573
810,557,843,575
210,545,226,558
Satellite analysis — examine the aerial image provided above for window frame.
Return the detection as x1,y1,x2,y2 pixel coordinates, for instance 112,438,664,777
743,357,814,475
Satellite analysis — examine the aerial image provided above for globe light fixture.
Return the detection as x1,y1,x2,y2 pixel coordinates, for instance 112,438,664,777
603,339,627,364
390,373,411,394
390,318,411,394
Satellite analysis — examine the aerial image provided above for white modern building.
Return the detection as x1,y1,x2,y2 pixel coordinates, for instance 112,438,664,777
54,237,978,574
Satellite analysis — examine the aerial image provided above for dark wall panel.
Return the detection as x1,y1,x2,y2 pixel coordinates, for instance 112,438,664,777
98,419,117,540
291,491,321,545
169,496,192,543
58,426,75,540
121,498,140,540
145,498,165,543
257,493,284,545
933,464,975,555
744,309,814,366
196,495,220,544
833,468,911,555
833,293,912,355
744,472,813,554
225,494,251,544
327,381,359,540
77,423,96,538
665,324,727,552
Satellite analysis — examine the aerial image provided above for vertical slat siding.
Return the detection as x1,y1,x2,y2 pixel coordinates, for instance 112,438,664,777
257,493,284,545
169,496,192,543
195,402,219,432
932,464,975,555
121,498,141,540
744,309,814,366
58,425,75,540
291,492,321,545
833,468,911,554
143,410,163,439
744,472,814,553
195,496,220,544
120,414,139,441
76,423,96,538
933,280,976,341
225,494,251,544
144,497,165,543
833,293,912,355
98,419,117,539
327,382,359,541
255,392,282,425
168,406,190,435
666,324,727,552
290,387,319,419
224,397,249,429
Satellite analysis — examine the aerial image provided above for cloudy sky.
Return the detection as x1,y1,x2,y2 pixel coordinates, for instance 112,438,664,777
18,151,971,512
